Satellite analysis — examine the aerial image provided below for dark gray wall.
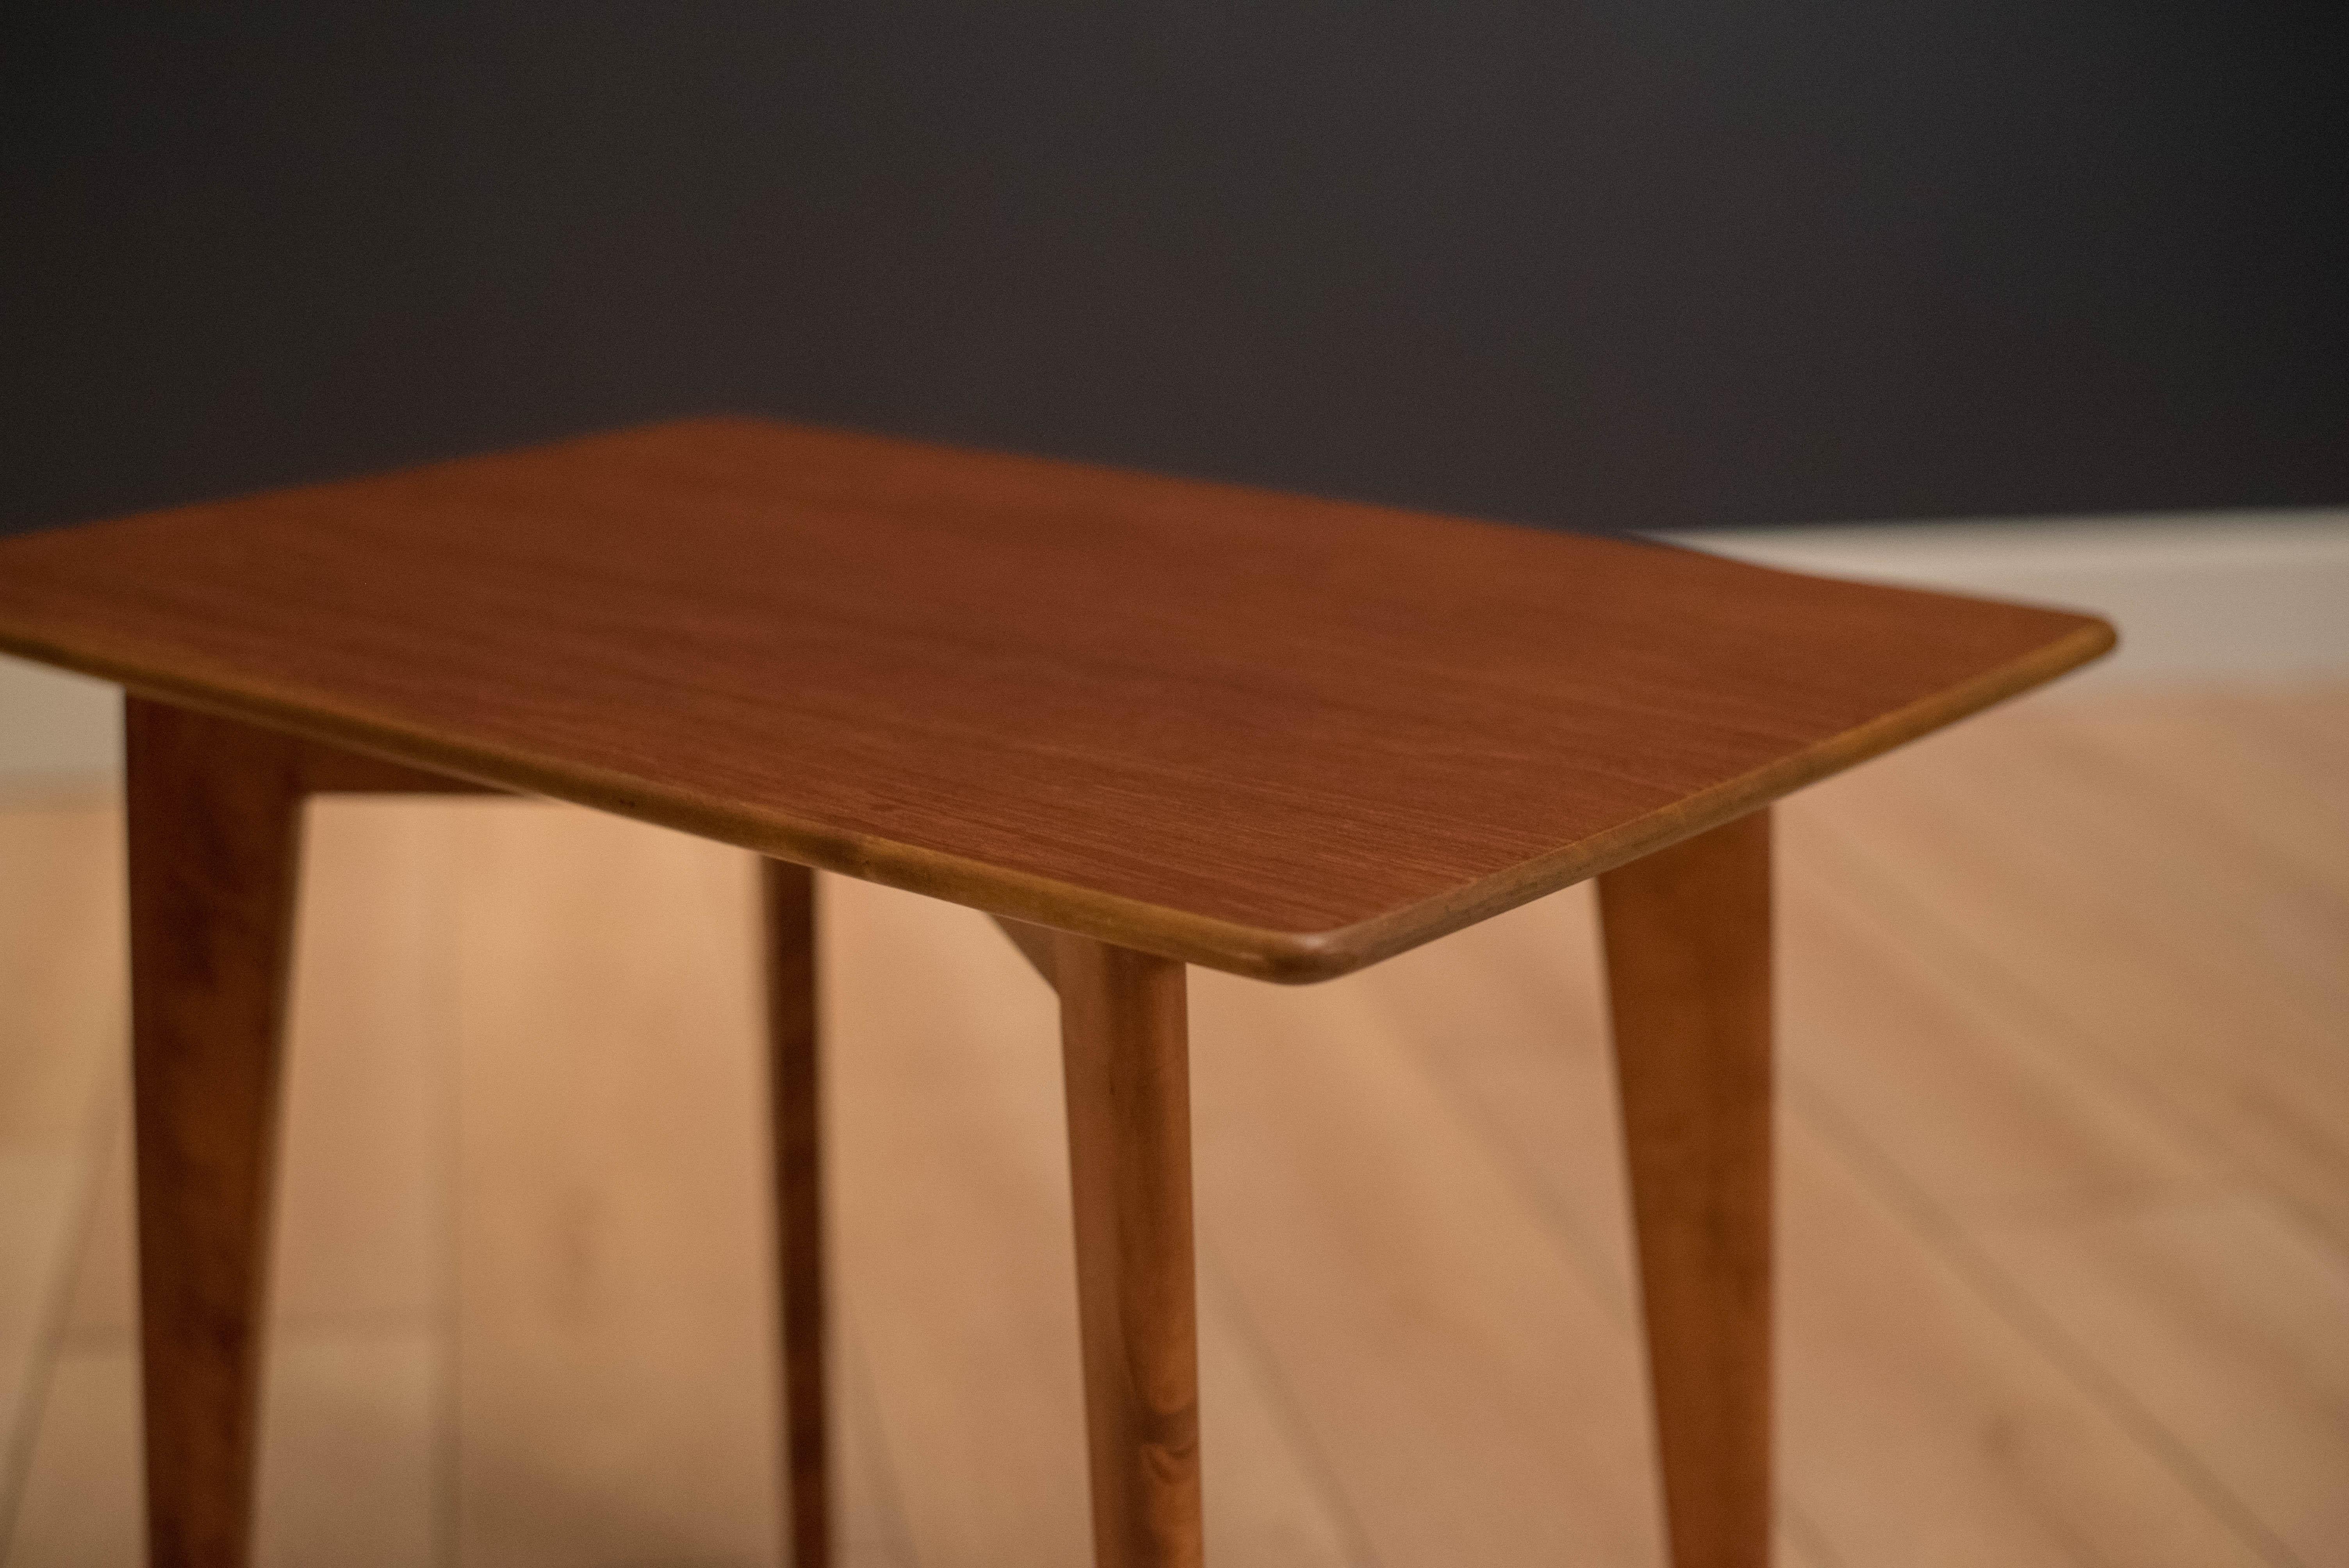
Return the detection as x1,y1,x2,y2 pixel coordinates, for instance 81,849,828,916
5,3,2344,538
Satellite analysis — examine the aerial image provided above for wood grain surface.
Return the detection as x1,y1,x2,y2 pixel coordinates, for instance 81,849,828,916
124,703,504,1568
1057,939,1201,1568
1599,811,1774,1568
124,698,309,1568
0,419,2112,978
763,860,829,1568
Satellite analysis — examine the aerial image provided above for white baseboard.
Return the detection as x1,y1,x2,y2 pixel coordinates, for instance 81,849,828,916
1665,508,2349,691
0,657,120,787
4,508,2344,785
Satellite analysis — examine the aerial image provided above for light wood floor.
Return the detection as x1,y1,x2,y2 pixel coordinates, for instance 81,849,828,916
2,686,2344,1567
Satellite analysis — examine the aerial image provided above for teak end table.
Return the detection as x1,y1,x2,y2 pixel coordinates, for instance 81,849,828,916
0,419,2113,1568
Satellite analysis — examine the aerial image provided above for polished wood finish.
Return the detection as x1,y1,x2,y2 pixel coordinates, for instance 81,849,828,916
123,703,822,1566
124,701,495,1568
1057,937,1202,1568
14,422,2116,1564
0,418,2112,980
296,748,502,795
762,858,829,1568
124,698,309,1568
1598,810,1774,1568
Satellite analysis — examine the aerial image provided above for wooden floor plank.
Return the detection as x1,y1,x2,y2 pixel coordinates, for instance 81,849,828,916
3,1333,440,1568
1774,1115,2271,1568
1786,724,2349,1256
1185,964,1672,1568
253,1334,440,1568
1,1349,141,1567
1774,843,2223,1225
820,870,1092,1568
1975,1198,2349,1566
270,800,460,1330
0,802,124,1153
1985,716,2349,1022
2208,690,2349,824
0,1154,90,1534
2050,695,2349,896
1783,700,2349,1564
832,1317,923,1568
1342,866,2273,1568
0,800,126,1506
1338,889,1641,1321
1820,710,2349,1036
443,805,788,1568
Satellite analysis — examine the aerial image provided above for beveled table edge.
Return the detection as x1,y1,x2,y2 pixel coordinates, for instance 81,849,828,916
0,611,2113,982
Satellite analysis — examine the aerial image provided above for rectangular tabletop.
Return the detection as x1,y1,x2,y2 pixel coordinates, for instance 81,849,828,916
0,419,2112,979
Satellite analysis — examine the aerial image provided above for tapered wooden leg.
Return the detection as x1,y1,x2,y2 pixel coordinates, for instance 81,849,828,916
763,859,829,1567
1597,810,1773,1568
126,698,310,1568
1056,937,1202,1568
